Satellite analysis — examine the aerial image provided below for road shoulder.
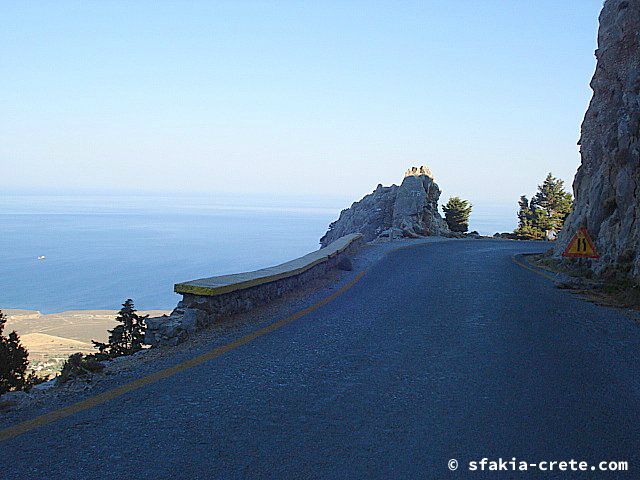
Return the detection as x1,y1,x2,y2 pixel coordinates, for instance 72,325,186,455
0,237,453,434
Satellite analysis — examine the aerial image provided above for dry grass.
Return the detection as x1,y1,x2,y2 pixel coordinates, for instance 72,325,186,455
529,254,640,310
3,309,170,377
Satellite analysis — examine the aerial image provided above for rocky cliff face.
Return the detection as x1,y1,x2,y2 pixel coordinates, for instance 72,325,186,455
555,0,640,278
320,166,449,247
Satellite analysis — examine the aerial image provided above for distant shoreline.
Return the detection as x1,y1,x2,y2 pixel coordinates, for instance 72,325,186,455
4,309,172,377
3,308,169,317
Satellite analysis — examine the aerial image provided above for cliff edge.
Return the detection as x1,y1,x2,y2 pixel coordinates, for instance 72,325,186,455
320,166,449,247
555,0,640,278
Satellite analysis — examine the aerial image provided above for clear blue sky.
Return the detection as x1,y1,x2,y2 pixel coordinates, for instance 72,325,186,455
1,0,602,207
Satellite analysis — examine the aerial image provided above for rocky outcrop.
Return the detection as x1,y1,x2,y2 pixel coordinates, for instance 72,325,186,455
320,166,449,247
554,0,640,278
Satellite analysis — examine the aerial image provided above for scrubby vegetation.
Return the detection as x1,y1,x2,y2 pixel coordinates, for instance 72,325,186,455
515,173,573,240
531,252,640,309
0,310,41,395
336,256,353,271
442,196,472,233
57,353,105,384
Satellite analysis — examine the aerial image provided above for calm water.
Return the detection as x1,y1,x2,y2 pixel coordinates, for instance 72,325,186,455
0,194,515,313
0,194,340,313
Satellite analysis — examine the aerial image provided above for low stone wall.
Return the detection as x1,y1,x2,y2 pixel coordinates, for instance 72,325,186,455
145,234,362,347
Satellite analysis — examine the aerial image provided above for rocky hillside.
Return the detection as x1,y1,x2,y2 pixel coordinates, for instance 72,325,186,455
555,0,640,277
320,166,449,247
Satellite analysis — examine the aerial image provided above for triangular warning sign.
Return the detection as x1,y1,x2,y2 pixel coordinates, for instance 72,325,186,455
562,226,600,258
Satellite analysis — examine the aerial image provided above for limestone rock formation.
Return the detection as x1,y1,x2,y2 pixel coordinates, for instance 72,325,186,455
320,166,449,247
554,0,640,277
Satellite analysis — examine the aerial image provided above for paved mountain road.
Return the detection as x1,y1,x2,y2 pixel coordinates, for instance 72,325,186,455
2,240,640,479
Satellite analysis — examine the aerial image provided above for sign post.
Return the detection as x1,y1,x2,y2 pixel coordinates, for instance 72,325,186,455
561,226,600,259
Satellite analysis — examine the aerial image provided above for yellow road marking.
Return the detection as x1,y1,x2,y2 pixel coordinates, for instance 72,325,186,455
0,240,438,443
511,254,559,282
0,271,367,443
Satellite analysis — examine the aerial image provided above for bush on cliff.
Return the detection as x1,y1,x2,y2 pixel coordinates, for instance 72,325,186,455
337,256,353,271
442,197,472,233
0,310,39,395
515,173,573,240
57,353,105,384
92,299,147,359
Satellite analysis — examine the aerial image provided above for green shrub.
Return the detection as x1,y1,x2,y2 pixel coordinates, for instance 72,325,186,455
57,353,105,384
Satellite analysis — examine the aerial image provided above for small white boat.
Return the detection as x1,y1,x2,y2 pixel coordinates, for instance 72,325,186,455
37,255,46,260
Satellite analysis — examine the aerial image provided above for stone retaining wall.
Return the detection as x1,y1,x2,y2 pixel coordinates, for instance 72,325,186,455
145,234,362,347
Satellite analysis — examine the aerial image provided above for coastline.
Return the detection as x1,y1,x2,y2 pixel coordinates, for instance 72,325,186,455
4,309,171,377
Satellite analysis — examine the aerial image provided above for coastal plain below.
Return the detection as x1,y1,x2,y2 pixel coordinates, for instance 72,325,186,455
4,309,170,377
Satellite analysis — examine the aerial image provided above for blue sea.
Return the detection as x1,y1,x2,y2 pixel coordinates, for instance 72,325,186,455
1,194,516,313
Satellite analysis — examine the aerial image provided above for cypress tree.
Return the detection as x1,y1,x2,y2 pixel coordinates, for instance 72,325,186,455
442,197,473,233
515,173,573,239
515,195,542,239
93,299,147,358
530,173,573,234
0,310,35,395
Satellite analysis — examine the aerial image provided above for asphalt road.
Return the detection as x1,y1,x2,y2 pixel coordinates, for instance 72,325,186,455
2,240,640,479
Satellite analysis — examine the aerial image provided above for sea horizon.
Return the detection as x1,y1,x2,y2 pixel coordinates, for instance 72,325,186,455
1,192,517,313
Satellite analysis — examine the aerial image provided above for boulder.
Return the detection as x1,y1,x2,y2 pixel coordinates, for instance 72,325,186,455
336,256,353,271
32,378,57,391
554,0,640,278
1,390,29,402
144,308,203,347
320,166,449,246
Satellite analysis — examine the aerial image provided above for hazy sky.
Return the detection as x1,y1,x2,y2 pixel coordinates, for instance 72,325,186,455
2,1,602,206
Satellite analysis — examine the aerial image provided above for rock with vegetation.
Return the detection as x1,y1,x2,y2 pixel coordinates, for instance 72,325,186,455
554,0,640,277
57,352,105,384
336,255,353,271
320,166,449,246
516,173,573,240
442,196,472,233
